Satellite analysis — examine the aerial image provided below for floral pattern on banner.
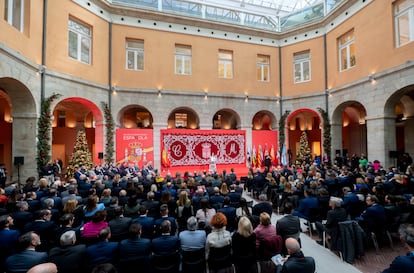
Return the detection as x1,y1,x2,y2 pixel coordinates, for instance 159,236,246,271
162,130,245,166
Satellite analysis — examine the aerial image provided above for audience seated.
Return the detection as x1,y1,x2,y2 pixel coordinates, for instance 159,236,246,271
48,230,87,273
276,238,315,273
5,231,48,273
179,216,206,251
232,216,257,273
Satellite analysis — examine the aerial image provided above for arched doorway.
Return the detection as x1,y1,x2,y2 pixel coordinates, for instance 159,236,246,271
212,109,240,129
167,107,199,129
52,98,103,169
0,78,37,182
118,105,153,129
287,109,322,165
384,85,414,170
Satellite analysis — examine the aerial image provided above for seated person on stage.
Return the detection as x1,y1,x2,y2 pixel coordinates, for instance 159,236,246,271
276,238,315,273
381,223,414,273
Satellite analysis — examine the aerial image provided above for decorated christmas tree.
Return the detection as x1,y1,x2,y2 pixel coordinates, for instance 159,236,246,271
296,131,312,165
65,129,93,179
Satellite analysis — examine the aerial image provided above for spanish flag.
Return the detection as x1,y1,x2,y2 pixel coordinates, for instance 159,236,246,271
161,148,170,167
270,144,276,166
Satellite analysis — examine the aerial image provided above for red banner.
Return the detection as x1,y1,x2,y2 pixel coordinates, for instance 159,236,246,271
116,129,154,166
161,129,245,167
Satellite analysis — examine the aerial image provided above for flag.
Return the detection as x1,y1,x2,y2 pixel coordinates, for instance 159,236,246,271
281,145,287,166
161,147,170,167
270,144,276,166
252,145,257,168
257,145,263,169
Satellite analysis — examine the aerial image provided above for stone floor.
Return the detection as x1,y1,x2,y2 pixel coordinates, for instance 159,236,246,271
243,191,406,273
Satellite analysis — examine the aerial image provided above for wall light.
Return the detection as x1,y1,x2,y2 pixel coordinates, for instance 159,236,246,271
37,65,46,75
368,74,376,84
245,95,249,102
204,91,208,100
158,89,162,98
111,86,117,95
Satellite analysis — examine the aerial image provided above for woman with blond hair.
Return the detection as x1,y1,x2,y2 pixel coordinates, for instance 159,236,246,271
62,199,84,228
232,216,257,273
176,190,194,232
219,183,229,196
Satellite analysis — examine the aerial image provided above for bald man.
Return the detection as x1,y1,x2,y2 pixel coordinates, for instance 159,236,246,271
27,263,58,273
277,238,315,273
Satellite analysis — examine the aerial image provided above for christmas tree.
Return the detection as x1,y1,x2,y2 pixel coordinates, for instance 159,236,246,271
65,129,93,179
296,131,312,165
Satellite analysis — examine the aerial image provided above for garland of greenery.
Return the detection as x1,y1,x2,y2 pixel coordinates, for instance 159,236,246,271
37,93,61,176
317,107,332,158
278,110,290,157
102,102,115,163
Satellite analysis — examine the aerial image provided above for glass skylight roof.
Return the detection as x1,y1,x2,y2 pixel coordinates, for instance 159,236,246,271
109,0,345,32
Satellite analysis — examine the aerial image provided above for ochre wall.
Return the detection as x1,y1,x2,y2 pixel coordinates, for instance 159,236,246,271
0,1,43,63
326,0,414,89
111,25,279,96
45,0,109,85
281,37,326,97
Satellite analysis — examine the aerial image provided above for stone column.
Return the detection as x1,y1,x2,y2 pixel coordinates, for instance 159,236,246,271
11,114,38,184
366,116,396,167
404,117,414,157
330,122,342,160
152,122,163,170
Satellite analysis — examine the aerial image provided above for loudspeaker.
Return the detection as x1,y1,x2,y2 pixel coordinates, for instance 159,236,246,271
342,149,348,157
389,151,398,158
98,152,104,159
14,156,24,166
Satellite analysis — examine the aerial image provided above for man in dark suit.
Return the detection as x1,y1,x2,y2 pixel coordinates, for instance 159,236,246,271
86,227,119,270
141,191,159,218
227,184,242,207
118,222,152,273
252,194,273,218
355,195,386,232
5,231,48,273
315,196,348,247
218,197,237,232
152,220,180,255
108,206,132,242
23,209,58,251
0,215,21,272
292,189,319,220
381,223,414,273
277,238,315,273
11,201,33,232
276,202,301,254
48,230,87,273
154,204,177,237
133,206,155,239
209,187,224,210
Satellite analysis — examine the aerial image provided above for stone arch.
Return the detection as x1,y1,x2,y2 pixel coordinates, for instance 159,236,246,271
331,101,367,159
118,104,154,129
0,77,37,181
252,110,277,130
286,108,322,164
52,97,104,166
167,106,200,129
212,108,241,130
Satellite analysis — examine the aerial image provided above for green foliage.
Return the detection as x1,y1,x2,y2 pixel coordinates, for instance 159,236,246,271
317,107,332,158
65,129,93,179
278,110,290,156
102,102,115,163
37,94,61,176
